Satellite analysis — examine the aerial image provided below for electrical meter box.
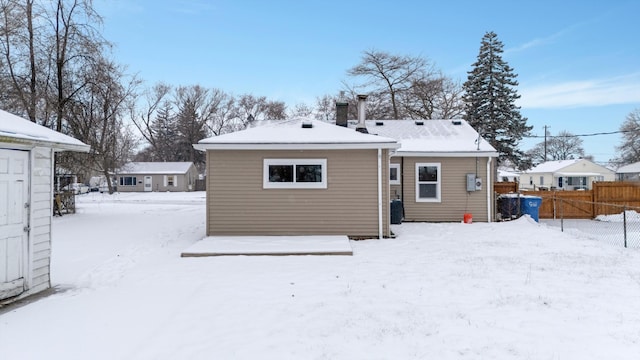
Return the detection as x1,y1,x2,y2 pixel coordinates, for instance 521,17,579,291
466,173,482,191
466,173,476,192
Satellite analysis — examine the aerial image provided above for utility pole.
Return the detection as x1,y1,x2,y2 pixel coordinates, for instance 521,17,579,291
544,125,549,161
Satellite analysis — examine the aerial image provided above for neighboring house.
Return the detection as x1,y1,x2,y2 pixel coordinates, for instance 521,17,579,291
616,161,640,181
116,162,199,192
194,118,399,239
520,159,615,191
0,110,89,304
360,119,499,222
497,169,520,182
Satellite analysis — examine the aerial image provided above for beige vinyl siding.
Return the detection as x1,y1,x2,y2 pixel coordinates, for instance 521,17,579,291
30,147,53,293
206,149,389,237
399,156,492,222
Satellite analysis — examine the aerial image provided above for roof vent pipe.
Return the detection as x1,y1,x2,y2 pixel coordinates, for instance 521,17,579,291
356,94,368,134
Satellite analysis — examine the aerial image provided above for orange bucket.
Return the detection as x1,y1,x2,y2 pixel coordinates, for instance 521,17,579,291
463,213,473,224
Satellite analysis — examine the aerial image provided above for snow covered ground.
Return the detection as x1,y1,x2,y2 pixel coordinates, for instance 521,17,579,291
1,191,640,359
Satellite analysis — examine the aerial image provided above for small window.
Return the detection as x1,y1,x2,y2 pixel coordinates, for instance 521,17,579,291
167,175,175,186
416,163,440,202
119,176,137,186
389,164,400,185
264,159,327,189
539,176,544,185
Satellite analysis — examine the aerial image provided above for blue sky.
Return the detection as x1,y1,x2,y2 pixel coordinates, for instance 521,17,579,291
96,0,640,164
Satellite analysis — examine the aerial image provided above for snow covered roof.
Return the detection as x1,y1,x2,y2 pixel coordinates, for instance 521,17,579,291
118,162,195,175
617,161,640,174
194,119,399,150
526,159,582,173
359,119,498,157
498,169,520,178
0,109,90,152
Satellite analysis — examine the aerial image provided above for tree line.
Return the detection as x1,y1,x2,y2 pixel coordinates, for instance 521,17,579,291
0,1,636,190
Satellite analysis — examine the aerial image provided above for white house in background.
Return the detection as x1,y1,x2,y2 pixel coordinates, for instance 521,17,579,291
616,161,640,181
520,159,615,191
0,110,89,304
116,162,199,192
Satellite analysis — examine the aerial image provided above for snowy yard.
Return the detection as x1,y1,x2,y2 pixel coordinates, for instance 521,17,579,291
1,191,640,359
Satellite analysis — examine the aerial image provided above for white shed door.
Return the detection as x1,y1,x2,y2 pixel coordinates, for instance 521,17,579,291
0,149,29,300
144,176,152,192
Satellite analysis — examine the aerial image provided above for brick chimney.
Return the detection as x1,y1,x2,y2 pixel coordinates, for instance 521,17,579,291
336,102,348,127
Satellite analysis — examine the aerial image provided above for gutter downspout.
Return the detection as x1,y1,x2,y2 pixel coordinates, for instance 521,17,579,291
378,148,383,239
487,156,492,222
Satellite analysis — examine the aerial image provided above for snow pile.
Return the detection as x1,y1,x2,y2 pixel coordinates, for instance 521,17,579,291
596,210,640,222
1,192,640,359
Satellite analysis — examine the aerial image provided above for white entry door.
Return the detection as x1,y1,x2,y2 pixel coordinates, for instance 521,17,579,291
0,149,29,300
144,176,152,192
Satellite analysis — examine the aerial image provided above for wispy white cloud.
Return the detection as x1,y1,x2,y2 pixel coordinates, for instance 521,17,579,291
518,73,640,108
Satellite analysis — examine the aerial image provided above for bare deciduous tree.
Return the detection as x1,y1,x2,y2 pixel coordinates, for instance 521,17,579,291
348,49,433,119
614,108,640,166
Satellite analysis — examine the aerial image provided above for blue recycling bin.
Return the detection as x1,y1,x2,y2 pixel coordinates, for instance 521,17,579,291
519,195,542,222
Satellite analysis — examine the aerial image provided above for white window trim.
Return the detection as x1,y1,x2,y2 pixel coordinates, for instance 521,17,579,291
263,159,327,189
119,176,137,186
389,163,401,185
415,162,441,203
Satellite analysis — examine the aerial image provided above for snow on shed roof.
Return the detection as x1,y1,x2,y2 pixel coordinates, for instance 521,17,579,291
118,162,194,175
360,119,498,156
194,119,398,150
0,109,89,152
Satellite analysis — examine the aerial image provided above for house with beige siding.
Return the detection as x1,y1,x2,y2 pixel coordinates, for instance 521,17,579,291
116,162,199,192
0,110,89,304
520,159,615,191
360,119,499,223
194,119,398,239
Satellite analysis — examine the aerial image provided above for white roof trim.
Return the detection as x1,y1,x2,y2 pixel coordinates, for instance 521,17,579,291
554,172,603,176
393,150,499,158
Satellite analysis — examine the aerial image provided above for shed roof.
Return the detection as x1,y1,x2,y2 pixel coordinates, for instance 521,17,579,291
194,119,398,150
0,109,90,152
118,162,195,175
360,119,498,157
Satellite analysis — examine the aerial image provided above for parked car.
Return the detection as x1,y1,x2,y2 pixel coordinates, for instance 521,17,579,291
62,182,90,194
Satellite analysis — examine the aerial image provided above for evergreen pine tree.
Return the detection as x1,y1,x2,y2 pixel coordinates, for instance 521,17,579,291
151,101,179,161
463,31,532,168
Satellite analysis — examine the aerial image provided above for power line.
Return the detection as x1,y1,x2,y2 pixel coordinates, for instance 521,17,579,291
524,129,632,139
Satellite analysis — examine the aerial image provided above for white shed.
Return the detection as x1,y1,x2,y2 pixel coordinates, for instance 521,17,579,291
0,110,89,304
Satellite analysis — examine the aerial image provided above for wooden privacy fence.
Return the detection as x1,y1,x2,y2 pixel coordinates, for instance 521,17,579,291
495,181,640,219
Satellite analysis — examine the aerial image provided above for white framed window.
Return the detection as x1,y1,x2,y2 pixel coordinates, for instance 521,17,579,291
119,176,137,186
389,163,401,185
539,176,544,185
263,159,327,189
415,163,440,202
164,175,177,187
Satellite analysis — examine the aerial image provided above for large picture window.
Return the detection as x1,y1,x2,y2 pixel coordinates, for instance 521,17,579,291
119,176,137,186
264,159,327,189
389,163,401,185
415,163,440,202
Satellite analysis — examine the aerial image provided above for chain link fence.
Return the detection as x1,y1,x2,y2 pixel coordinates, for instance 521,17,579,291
540,199,640,249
